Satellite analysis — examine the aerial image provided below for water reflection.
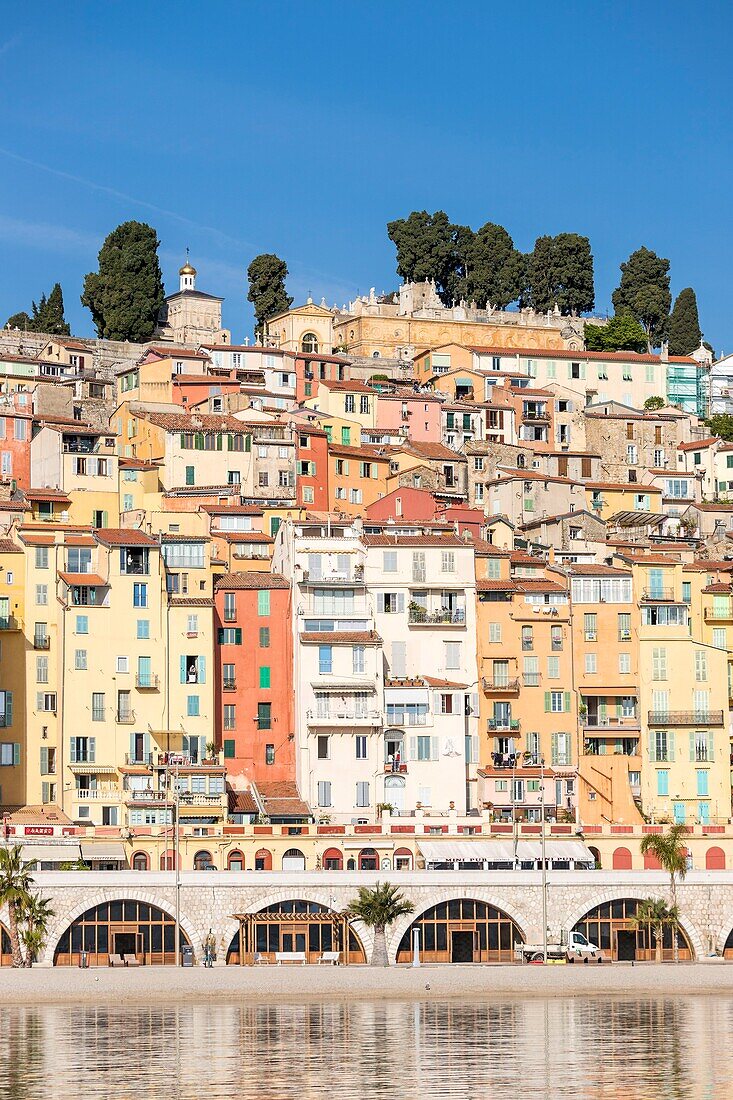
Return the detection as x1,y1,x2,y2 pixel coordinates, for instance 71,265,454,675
0,996,729,1099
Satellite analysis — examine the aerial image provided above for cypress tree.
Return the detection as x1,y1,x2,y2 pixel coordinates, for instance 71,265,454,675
32,283,70,335
81,221,165,341
612,247,671,350
246,254,293,339
668,287,702,356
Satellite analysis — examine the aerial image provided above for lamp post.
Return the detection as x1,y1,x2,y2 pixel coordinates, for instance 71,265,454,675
174,760,181,967
540,755,547,964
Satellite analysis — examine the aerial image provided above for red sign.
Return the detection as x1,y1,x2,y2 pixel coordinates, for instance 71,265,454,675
24,826,54,836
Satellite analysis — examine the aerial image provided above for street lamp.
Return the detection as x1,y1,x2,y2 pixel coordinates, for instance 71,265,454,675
540,755,547,964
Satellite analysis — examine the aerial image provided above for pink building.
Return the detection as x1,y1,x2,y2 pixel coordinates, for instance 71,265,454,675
375,391,443,443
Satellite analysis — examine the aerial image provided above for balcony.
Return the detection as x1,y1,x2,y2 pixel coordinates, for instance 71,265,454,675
522,673,541,687
0,616,20,631
33,634,50,649
641,588,675,602
487,718,521,732
705,605,733,621
307,710,382,728
223,679,237,692
116,710,136,724
135,673,160,690
522,411,550,423
482,677,520,693
582,713,640,730
124,753,153,766
384,763,408,774
647,710,725,726
178,792,224,806
75,787,122,801
126,790,169,804
408,608,466,626
301,569,364,586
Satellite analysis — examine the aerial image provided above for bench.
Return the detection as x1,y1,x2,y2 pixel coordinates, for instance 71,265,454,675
275,951,307,965
123,954,141,967
253,952,270,965
317,951,340,965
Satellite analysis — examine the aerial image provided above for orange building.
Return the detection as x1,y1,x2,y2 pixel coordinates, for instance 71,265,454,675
214,573,295,786
295,424,330,511
328,443,390,515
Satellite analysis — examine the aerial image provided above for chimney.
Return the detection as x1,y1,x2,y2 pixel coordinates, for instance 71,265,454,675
660,340,669,364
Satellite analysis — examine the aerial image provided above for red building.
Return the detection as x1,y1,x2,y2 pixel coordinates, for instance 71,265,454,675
295,352,350,403
214,573,295,786
364,486,440,524
294,424,329,511
0,404,33,489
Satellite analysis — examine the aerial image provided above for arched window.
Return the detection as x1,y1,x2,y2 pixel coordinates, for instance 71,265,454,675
194,850,213,870
394,847,413,871
706,846,726,870
358,848,379,871
54,900,190,966
255,848,272,871
132,851,149,872
301,333,319,354
322,847,343,870
159,849,177,870
643,850,662,870
574,898,693,962
228,849,244,871
612,846,632,870
396,899,523,963
282,847,306,871
588,846,601,869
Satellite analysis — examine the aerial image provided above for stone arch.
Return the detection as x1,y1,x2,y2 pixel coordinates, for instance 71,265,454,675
564,888,703,960
226,892,371,963
42,889,202,967
386,888,531,965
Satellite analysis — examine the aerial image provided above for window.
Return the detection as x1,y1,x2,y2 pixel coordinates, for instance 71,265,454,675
356,781,370,808
341,427,351,446
713,628,727,649
76,615,88,635
584,653,597,674
353,645,365,674
75,649,87,670
259,666,271,689
551,733,571,766
657,770,669,797
259,627,270,648
584,612,597,641
258,704,272,730
257,590,270,616
137,619,150,640
695,650,708,682
265,743,275,764
522,626,533,651
652,647,667,680
618,613,631,641
383,551,398,573
619,653,631,674
187,615,198,635
355,735,367,760
219,627,242,645
318,781,332,807
116,656,129,675
489,623,502,643
0,742,19,767
35,585,48,606
36,656,48,684
344,394,355,413
349,488,362,504
223,592,236,621
551,625,563,651
441,551,455,573
444,642,461,669
91,693,105,721
187,695,200,717
318,645,332,674
133,583,148,608
35,547,49,569
547,691,567,713
70,736,94,762
547,656,559,679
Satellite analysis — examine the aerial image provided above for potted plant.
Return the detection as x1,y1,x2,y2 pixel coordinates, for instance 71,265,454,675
206,741,218,762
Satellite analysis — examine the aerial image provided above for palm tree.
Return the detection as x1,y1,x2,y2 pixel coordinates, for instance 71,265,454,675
0,845,36,967
18,892,54,967
347,881,414,966
639,824,688,962
631,897,680,963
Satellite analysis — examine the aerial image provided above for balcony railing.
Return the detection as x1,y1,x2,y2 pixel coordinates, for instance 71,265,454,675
301,569,364,586
641,588,675,602
582,713,639,729
487,718,521,732
522,411,550,422
482,677,520,693
647,710,725,726
705,606,733,621
33,634,50,649
307,710,382,726
116,710,136,724
124,753,153,766
408,608,466,625
178,792,224,806
75,788,122,801
135,673,160,690
0,616,20,631
223,679,237,691
522,674,541,687
126,790,169,803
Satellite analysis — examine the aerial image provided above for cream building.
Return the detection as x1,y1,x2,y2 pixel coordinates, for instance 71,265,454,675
265,298,335,354
155,261,230,347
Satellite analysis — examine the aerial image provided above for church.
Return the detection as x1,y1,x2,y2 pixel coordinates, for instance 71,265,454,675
154,258,231,346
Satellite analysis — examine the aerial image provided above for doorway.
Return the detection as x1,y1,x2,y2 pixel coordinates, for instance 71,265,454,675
616,930,636,961
451,931,474,963
281,931,306,953
114,932,138,958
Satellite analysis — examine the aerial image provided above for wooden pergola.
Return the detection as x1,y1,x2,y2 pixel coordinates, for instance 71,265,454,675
230,910,362,965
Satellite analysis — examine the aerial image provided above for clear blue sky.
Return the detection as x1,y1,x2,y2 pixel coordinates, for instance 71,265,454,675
0,1,731,350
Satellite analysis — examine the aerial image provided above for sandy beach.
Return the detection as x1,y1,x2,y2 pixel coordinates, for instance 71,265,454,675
1,961,732,1004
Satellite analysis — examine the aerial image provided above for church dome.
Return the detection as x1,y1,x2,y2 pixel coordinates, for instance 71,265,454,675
179,261,197,276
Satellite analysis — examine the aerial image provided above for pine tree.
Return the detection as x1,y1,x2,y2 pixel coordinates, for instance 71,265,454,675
246,254,293,339
612,247,671,350
5,311,31,330
668,287,702,356
81,222,165,341
386,211,460,303
32,284,70,335
527,234,594,315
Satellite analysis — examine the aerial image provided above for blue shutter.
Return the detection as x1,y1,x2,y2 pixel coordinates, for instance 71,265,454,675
129,734,136,762
198,656,206,684
89,738,96,763
180,655,186,684
70,738,77,764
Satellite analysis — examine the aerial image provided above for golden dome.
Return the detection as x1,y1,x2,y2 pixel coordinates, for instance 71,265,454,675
179,261,197,276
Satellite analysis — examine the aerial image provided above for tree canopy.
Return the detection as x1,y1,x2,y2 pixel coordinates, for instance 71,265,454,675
644,396,666,410
461,222,527,309
5,283,70,336
526,233,594,315
81,221,165,342
669,287,702,356
585,313,647,353
5,311,32,330
705,414,733,442
612,247,671,350
246,253,293,338
348,881,414,966
387,211,460,302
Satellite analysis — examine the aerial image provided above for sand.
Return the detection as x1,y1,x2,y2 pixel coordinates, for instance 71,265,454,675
1,961,732,1004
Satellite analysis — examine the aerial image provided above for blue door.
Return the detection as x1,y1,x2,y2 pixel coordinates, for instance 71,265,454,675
673,802,686,824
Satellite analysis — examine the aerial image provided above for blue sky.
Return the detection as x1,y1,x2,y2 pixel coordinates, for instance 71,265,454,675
0,1,731,350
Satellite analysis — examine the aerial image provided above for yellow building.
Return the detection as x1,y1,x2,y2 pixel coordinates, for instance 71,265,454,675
265,298,334,354
303,379,378,440
585,481,664,522
0,537,26,808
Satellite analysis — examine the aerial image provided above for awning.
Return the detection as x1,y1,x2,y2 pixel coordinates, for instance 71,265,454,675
20,844,81,864
418,839,595,865
309,681,376,692
80,842,126,863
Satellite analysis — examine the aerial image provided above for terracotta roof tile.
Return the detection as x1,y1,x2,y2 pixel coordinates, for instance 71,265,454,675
467,344,696,365
214,573,289,590
95,529,158,546
363,534,469,548
0,539,22,554
300,631,382,644
227,788,258,815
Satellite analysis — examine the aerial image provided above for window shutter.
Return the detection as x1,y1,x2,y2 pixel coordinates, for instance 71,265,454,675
235,628,242,644
5,692,12,727
470,692,479,716
544,692,551,712
217,628,224,644
89,737,95,763
200,736,207,761
40,747,48,774
182,735,190,755
180,656,186,684
36,692,44,712
551,732,558,765
13,743,20,766
397,593,405,613
377,593,385,613
198,656,206,684
668,731,675,760
144,732,151,759
649,736,656,762
180,434,185,447
563,692,571,713
42,782,50,805
70,738,77,764
432,691,441,713
409,737,417,761
227,435,233,451
708,733,715,762
431,736,439,761
216,434,223,451
471,735,479,764
689,733,695,762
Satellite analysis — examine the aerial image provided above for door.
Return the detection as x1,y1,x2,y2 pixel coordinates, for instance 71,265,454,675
282,931,306,953
451,931,474,963
385,776,405,816
616,930,636,962
114,932,137,958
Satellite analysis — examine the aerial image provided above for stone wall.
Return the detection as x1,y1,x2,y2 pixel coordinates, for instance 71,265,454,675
5,869,732,966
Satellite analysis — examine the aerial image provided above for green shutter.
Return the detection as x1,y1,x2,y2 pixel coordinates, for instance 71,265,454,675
259,666,271,689
89,737,95,763
224,739,235,759
5,692,12,727
198,656,206,684
668,731,676,760
551,732,558,765
13,743,20,766
544,692,551,712
180,434,186,447
180,656,187,684
216,434,223,451
708,733,715,762
42,782,50,804
144,732,151,759
564,692,571,713
70,738,77,764
245,435,251,452
227,435,233,451
689,732,695,761
649,735,657,762
40,746,48,775
235,628,242,644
